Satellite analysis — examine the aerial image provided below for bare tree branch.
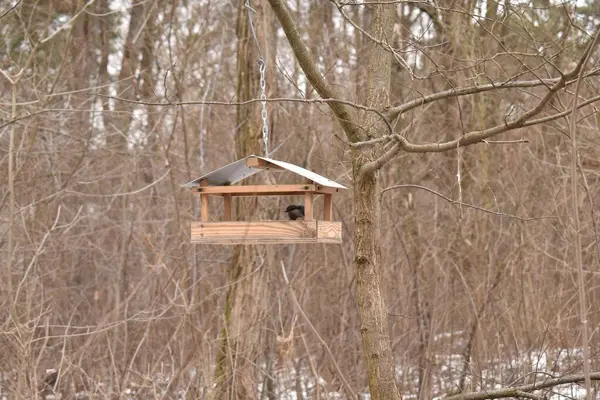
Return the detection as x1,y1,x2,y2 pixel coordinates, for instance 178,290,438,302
381,184,556,221
444,372,600,400
386,70,600,121
280,261,357,399
331,0,416,78
267,0,361,142
0,0,21,20
92,94,395,135
567,22,600,400
360,25,600,169
40,0,98,45
393,91,600,154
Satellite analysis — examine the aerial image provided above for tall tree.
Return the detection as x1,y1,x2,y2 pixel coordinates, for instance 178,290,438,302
3,1,600,398
267,1,600,398
210,1,273,398
267,1,401,398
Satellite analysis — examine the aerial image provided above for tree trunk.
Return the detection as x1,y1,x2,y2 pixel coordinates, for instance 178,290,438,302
268,0,400,397
353,156,401,400
210,1,271,399
352,3,400,399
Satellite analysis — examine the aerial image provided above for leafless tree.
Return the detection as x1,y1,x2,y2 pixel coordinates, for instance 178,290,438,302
1,1,600,399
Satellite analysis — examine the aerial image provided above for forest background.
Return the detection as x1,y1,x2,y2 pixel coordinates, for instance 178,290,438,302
2,1,600,399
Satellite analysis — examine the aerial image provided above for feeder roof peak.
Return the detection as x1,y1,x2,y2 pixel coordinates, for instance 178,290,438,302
183,155,347,190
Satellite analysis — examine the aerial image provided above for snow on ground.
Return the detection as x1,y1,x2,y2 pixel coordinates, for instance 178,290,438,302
0,341,594,399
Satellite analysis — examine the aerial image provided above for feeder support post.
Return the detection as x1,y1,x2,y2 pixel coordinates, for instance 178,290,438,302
304,192,313,220
200,180,210,221
223,194,232,221
324,194,333,221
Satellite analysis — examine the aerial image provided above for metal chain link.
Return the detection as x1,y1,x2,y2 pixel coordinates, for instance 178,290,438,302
258,58,268,158
245,0,269,158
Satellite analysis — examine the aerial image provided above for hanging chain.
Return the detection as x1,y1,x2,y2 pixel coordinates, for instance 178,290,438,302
246,0,268,158
259,59,269,158
245,0,262,57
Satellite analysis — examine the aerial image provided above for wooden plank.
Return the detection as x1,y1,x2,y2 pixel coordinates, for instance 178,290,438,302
192,237,340,244
190,221,342,244
323,194,333,221
191,221,320,244
315,186,341,194
304,192,313,220
223,194,232,220
191,185,341,195
200,180,209,221
246,157,284,170
317,221,342,243
196,184,320,196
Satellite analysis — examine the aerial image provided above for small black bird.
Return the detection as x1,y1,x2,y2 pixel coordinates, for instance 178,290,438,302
285,205,305,220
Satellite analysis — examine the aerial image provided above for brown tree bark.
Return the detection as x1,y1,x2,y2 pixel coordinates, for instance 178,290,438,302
352,2,401,400
268,0,400,398
210,2,271,399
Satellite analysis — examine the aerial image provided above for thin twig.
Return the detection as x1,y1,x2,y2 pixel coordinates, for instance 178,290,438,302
332,0,415,79
376,71,600,155
0,0,21,20
96,93,394,135
567,24,600,400
163,63,176,104
513,390,547,400
280,261,357,399
444,372,600,400
576,157,600,267
13,206,66,308
381,184,556,221
267,0,360,142
482,139,529,144
64,169,170,198
386,70,600,121
40,0,98,44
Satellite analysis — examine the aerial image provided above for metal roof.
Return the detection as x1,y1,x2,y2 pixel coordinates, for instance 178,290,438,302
182,155,347,189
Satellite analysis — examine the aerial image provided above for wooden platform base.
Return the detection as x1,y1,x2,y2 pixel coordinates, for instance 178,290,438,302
191,220,342,245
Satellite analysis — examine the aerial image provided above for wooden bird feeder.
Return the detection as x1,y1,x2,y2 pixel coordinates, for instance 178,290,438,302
183,155,347,245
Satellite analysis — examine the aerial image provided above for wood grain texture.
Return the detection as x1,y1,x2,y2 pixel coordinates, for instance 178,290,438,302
246,157,284,170
194,184,340,196
190,220,342,244
223,194,232,220
323,193,333,221
304,192,313,220
316,220,340,241
200,179,209,221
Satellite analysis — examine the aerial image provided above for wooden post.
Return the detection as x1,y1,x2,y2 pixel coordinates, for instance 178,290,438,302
223,194,232,221
304,192,313,220
246,157,284,170
200,180,209,221
323,194,333,221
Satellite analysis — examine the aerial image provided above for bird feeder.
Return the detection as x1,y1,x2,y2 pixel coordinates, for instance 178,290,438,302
183,155,347,245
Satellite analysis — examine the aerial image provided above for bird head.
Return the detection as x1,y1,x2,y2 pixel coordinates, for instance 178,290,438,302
285,205,305,220
285,205,304,213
